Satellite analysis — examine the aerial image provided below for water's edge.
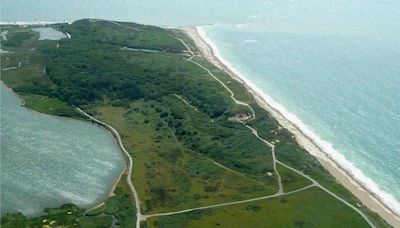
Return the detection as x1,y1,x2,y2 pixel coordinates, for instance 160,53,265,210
0,82,127,217
192,26,400,221
2,19,398,224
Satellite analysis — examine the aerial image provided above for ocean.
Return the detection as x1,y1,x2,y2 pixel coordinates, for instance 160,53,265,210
1,0,399,215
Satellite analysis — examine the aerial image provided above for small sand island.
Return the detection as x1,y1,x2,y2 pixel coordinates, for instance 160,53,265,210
1,19,398,227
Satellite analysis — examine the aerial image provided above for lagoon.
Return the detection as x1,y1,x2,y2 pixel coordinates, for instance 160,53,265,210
32,27,66,40
0,84,125,216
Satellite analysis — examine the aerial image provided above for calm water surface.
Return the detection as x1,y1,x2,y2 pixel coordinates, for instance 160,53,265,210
32,27,66,40
0,84,125,216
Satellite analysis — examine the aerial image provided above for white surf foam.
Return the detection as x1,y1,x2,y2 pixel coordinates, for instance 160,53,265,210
197,25,400,216
235,23,249,28
244,39,258,43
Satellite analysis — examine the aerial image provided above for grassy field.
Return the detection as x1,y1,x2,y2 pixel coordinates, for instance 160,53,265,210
90,101,275,213
0,20,390,228
22,94,84,117
146,187,370,228
277,164,313,192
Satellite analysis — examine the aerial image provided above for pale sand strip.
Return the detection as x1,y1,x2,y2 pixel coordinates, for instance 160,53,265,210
77,108,143,228
181,27,400,227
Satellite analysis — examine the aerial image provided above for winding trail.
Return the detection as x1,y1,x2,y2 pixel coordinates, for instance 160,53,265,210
76,108,143,228
76,25,374,227
174,94,215,123
178,37,255,120
171,37,375,227
142,185,316,220
174,94,200,113
245,125,283,194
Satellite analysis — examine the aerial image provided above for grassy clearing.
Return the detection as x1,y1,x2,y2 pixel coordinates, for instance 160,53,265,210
277,164,313,192
90,100,275,213
22,94,84,118
146,187,370,228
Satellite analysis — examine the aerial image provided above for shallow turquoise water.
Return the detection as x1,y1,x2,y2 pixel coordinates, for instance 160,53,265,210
1,0,399,214
204,24,400,212
0,84,125,216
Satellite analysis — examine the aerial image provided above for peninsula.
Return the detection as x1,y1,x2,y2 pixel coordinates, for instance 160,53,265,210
0,19,395,227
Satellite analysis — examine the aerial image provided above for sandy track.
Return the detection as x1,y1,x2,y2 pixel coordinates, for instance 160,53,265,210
77,108,143,228
171,35,375,227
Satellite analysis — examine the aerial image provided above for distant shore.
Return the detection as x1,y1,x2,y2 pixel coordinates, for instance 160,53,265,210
0,21,71,25
181,26,400,227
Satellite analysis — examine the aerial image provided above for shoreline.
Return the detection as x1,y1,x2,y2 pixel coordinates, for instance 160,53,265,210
182,26,400,227
0,21,71,26
0,81,127,215
86,165,127,212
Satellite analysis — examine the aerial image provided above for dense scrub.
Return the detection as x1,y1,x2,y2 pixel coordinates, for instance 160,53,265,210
0,20,389,228
37,20,230,119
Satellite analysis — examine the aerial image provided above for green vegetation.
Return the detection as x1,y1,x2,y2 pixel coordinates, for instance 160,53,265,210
0,204,109,228
2,27,38,48
146,187,370,228
91,102,274,213
1,25,83,118
1,176,135,228
22,94,84,117
86,175,137,227
0,19,390,228
277,164,313,192
187,41,390,228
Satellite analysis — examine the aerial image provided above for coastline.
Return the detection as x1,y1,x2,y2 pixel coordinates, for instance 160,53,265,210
181,26,400,227
0,21,71,26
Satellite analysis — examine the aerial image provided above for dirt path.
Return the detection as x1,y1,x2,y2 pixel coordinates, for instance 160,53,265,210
171,37,375,228
142,184,315,220
75,22,375,227
245,125,283,194
174,94,201,113
174,94,215,123
76,108,143,228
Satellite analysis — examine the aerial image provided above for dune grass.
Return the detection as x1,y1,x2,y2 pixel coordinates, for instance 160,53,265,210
146,187,370,228
90,99,276,213
0,20,390,228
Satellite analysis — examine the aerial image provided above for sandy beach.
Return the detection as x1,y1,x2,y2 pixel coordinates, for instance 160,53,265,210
182,26,400,227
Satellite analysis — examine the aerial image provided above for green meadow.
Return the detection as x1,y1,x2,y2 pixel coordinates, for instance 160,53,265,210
0,20,389,227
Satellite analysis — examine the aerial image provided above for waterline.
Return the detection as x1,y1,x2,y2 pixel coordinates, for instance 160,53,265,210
197,25,400,216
